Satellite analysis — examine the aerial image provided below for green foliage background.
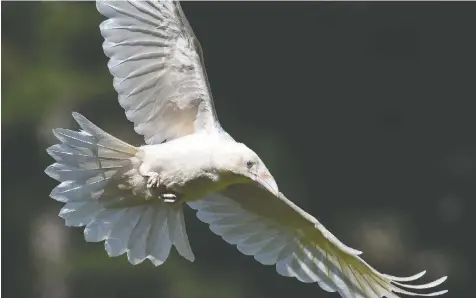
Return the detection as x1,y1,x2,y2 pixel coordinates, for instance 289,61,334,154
2,2,475,298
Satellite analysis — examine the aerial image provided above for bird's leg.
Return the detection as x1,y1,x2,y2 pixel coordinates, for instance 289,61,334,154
159,192,179,204
145,172,181,204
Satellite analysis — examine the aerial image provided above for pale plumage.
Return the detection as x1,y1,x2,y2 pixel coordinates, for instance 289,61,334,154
46,113,195,265
96,0,223,144
44,1,448,298
189,185,447,298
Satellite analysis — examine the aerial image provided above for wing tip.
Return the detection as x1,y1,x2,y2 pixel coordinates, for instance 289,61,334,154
384,270,427,282
71,111,84,123
392,275,448,290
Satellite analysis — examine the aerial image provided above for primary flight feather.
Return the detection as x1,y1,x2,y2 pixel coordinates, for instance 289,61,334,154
45,1,448,297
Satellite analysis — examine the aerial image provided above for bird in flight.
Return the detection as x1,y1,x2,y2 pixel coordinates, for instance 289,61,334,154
45,1,448,297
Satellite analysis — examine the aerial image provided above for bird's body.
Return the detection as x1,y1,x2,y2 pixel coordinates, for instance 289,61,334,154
45,1,448,297
135,134,251,203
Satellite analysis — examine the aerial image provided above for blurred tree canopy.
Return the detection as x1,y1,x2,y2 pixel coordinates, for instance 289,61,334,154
2,2,475,298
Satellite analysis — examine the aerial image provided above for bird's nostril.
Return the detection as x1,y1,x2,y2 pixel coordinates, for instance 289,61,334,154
261,172,272,179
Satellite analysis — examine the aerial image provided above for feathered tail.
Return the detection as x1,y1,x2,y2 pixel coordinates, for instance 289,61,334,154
45,112,194,265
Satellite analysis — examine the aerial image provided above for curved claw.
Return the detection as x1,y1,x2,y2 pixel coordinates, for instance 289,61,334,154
146,172,160,188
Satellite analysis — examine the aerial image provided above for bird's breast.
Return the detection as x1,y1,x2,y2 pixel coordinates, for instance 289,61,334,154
136,137,230,202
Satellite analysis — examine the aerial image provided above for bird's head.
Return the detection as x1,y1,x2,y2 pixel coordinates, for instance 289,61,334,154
216,142,279,196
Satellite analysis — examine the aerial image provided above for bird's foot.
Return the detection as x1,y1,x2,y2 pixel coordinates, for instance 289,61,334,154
146,172,160,188
145,172,181,204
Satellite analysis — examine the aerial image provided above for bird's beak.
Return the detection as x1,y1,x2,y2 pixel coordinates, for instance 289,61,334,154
251,171,279,196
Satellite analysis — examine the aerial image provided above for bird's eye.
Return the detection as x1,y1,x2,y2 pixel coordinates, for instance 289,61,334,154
246,161,255,169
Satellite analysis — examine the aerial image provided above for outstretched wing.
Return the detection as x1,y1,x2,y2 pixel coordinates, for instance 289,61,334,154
96,0,223,144
188,184,448,298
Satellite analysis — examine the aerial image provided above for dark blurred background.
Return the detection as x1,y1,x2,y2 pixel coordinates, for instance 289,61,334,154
2,2,475,298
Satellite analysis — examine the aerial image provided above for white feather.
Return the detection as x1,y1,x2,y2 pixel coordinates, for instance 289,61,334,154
168,206,195,262
127,206,156,265
46,112,195,267
59,201,103,227
146,207,172,266
253,234,291,265
105,206,144,257
84,209,126,242
189,189,448,298
50,178,109,202
96,0,222,145
45,162,121,183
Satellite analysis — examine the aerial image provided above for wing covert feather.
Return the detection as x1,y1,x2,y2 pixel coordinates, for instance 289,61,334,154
188,184,447,298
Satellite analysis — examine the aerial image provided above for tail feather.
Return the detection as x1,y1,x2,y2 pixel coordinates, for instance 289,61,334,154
168,206,195,262
53,127,133,157
105,205,145,257
59,201,103,227
84,209,126,242
46,112,194,266
45,163,121,183
146,207,173,266
46,143,130,169
50,178,111,202
72,112,137,155
127,206,157,265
